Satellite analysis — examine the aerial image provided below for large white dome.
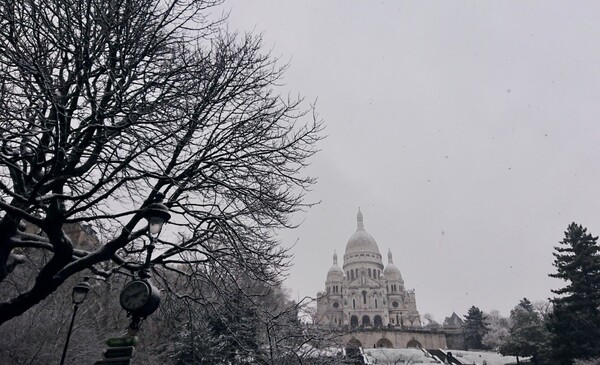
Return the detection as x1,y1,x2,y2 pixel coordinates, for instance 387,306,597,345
344,208,381,256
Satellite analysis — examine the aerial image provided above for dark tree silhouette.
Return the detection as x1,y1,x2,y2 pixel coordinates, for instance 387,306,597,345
0,0,322,325
463,305,489,350
499,298,550,365
547,223,600,364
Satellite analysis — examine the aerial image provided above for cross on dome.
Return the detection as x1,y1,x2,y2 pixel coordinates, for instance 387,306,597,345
357,207,364,230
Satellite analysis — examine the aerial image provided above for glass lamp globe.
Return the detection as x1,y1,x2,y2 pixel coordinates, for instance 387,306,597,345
72,277,91,305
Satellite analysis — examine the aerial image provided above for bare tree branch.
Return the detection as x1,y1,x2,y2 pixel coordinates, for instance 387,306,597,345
0,0,323,325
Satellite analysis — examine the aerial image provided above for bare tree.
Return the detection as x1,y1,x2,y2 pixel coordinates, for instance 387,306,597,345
141,262,346,365
422,313,441,329
482,309,509,351
0,0,322,325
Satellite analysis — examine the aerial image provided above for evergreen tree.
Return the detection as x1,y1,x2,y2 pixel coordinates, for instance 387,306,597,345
499,298,550,365
518,298,535,313
464,306,489,350
548,223,600,364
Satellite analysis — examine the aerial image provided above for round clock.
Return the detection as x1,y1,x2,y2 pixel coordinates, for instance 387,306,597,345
119,280,161,317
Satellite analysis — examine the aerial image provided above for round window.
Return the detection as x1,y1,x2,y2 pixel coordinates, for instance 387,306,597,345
392,301,399,308
333,301,340,308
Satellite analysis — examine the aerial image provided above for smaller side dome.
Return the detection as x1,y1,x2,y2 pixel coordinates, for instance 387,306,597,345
384,249,403,281
327,251,344,281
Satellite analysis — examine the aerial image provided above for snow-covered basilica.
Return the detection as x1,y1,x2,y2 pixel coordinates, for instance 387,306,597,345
316,209,422,329
315,209,463,349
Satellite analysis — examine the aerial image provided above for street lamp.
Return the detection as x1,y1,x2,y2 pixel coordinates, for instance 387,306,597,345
59,277,91,365
141,193,171,239
139,193,171,279
119,193,170,334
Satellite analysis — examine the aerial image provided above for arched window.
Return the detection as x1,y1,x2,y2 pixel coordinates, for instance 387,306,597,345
362,315,371,326
407,339,422,348
352,298,356,309
368,268,372,277
346,338,362,358
362,291,367,304
374,315,383,327
376,338,393,348
375,298,378,308
350,316,359,328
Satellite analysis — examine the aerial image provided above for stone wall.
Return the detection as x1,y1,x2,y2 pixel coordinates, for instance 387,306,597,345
339,327,448,349
443,328,466,350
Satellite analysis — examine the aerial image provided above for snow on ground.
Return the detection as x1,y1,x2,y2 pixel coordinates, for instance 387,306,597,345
364,348,442,364
297,344,344,358
361,348,524,365
449,350,524,365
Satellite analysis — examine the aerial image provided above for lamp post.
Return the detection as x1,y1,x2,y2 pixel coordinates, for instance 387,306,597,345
59,277,91,365
91,195,171,364
119,193,170,336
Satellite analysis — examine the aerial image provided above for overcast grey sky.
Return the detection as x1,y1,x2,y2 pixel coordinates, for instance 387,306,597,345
219,1,600,321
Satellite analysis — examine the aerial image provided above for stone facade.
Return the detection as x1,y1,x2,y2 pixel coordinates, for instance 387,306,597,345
316,209,422,329
25,221,99,250
316,209,450,348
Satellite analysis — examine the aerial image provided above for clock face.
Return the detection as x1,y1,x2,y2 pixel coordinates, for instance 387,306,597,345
120,281,151,311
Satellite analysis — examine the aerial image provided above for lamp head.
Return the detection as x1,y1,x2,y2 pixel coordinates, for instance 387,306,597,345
72,277,91,305
142,193,171,237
